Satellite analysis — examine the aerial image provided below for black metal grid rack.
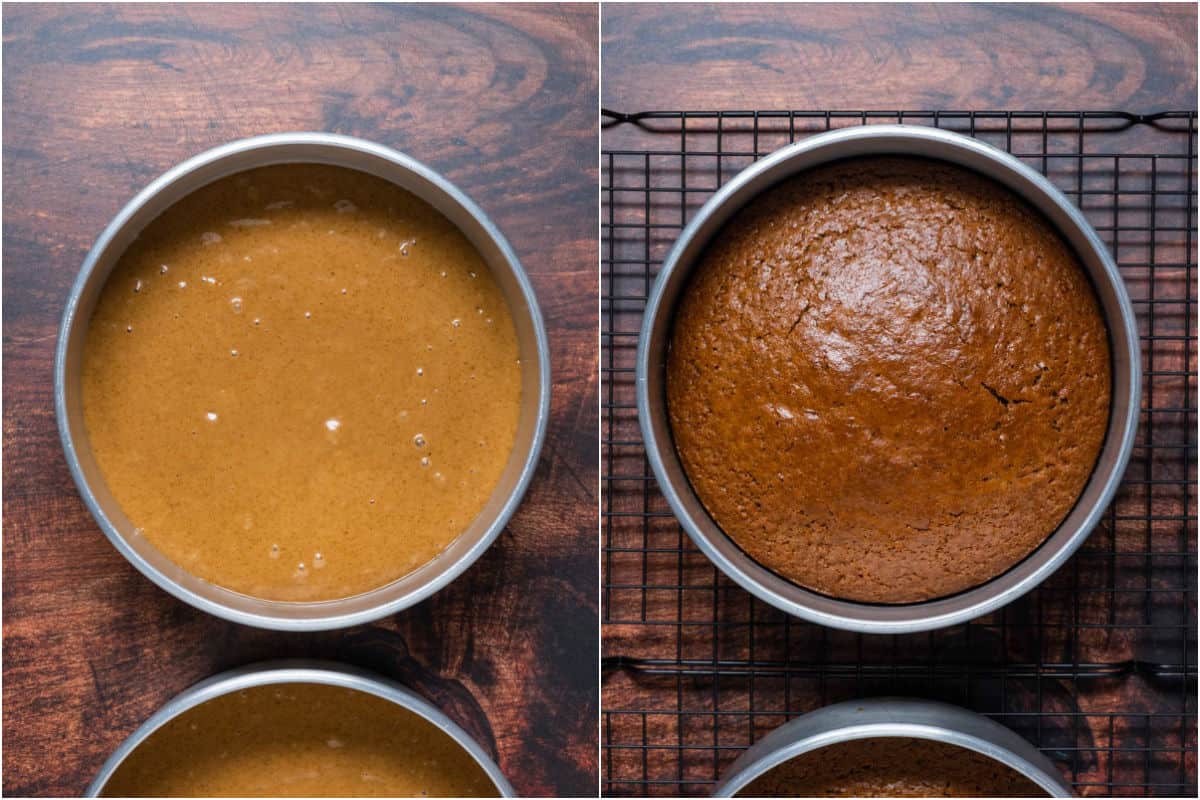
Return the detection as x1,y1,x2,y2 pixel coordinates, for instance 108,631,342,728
601,110,1198,797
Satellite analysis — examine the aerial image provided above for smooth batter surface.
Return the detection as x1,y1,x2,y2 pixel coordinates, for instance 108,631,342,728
668,157,1111,603
100,683,500,797
736,737,1047,797
83,164,521,601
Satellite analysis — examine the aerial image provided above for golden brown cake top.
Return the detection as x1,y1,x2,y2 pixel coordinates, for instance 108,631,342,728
667,156,1111,603
736,736,1048,797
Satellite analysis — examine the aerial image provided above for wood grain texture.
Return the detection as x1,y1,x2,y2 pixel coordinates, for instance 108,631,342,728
602,2,1196,147
2,3,598,797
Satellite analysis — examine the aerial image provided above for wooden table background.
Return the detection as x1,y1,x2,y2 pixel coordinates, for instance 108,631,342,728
2,3,598,796
602,3,1196,120
601,2,1196,796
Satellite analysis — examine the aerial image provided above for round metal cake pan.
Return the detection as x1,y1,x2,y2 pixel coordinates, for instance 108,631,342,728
85,660,514,797
712,697,1073,797
56,132,551,631
638,124,1140,634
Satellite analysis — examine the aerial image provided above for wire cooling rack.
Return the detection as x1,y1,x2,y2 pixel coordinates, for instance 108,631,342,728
601,110,1197,797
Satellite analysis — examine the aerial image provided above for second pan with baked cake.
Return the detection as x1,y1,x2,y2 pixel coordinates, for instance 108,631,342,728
638,125,1139,633
711,698,1073,797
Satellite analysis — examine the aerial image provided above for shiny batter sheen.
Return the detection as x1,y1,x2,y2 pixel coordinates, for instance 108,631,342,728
83,164,521,601
100,683,499,797
668,157,1111,603
737,737,1046,797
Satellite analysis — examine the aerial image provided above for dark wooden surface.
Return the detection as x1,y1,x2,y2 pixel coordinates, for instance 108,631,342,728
601,3,1196,797
2,3,598,797
602,2,1197,148
602,2,1197,108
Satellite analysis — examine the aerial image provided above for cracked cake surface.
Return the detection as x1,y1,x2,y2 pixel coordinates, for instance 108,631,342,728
666,156,1111,603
